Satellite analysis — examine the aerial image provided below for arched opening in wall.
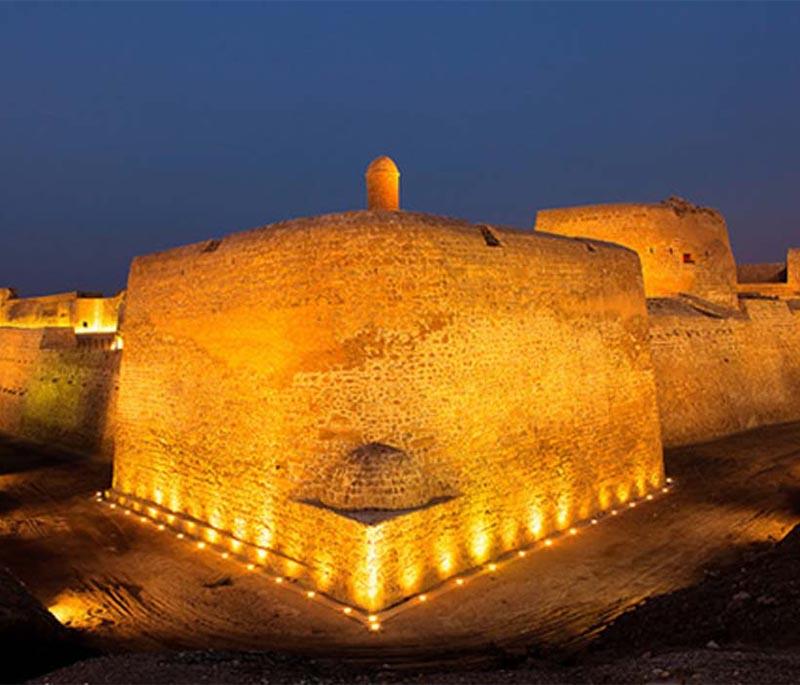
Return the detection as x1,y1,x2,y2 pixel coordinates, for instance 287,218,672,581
683,253,695,265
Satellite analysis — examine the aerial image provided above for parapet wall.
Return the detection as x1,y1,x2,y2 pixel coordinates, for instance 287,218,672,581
0,327,120,456
737,248,800,299
535,199,739,308
112,210,664,611
649,296,800,447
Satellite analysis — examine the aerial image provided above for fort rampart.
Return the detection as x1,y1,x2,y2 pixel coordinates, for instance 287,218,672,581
534,200,800,447
0,327,120,456
648,297,800,447
535,199,739,308
110,211,663,610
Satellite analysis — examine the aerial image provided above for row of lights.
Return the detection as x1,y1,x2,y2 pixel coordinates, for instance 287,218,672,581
374,477,676,624
97,490,382,631
97,478,675,632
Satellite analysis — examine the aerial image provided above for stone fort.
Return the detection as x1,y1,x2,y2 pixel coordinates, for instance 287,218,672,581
1,157,798,616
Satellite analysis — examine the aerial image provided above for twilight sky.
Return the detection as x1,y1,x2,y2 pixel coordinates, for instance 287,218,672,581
2,2,799,295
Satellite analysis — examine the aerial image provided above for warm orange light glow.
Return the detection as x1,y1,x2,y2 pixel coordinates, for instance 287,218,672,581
556,495,571,528
48,594,91,627
470,524,490,563
370,623,381,632
99,474,671,622
528,508,544,537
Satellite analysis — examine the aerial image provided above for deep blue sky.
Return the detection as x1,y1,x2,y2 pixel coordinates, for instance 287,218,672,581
2,2,799,295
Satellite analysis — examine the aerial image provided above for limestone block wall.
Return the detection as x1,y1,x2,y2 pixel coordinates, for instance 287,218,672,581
649,297,800,447
0,327,120,456
535,198,739,308
113,210,664,611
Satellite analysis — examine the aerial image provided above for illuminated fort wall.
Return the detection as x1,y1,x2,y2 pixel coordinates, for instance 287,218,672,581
535,201,800,447
0,289,123,333
535,198,739,308
649,297,800,447
0,290,121,456
112,211,664,611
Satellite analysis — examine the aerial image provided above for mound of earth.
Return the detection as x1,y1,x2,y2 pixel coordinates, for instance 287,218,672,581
590,524,800,654
0,565,90,682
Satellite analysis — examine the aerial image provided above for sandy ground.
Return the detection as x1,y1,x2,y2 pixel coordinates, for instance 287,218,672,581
1,422,799,675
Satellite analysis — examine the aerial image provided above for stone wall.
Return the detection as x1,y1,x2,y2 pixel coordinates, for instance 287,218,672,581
790,249,800,285
112,210,664,611
0,327,120,457
649,297,800,447
0,291,123,333
535,198,739,308
737,249,800,299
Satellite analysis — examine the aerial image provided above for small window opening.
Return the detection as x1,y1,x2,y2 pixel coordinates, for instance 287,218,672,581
82,321,88,328
683,253,695,264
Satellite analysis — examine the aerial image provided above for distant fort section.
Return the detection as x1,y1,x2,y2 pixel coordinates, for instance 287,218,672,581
0,158,798,612
0,289,122,455
535,198,740,308
0,288,123,334
535,199,800,447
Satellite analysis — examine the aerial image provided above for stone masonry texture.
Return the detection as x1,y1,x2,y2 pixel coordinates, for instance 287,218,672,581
111,210,664,611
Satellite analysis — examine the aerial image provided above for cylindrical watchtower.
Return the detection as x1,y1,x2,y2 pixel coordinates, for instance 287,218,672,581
365,156,400,211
